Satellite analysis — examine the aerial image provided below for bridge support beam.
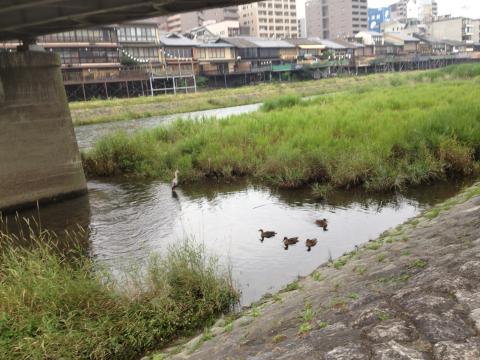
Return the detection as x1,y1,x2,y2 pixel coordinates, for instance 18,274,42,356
0,51,87,212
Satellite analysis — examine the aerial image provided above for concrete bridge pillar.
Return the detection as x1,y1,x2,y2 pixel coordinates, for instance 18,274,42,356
0,51,87,211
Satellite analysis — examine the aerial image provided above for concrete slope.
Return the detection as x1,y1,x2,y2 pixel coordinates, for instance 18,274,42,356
161,183,480,360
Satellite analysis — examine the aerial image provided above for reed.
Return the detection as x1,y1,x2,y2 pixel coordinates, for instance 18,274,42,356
0,219,238,360
82,65,480,191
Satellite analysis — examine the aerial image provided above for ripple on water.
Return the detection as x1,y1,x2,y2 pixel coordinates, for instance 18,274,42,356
4,178,470,305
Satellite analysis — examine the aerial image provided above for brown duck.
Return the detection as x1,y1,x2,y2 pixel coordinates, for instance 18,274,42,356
315,218,328,231
283,236,299,250
305,238,318,252
259,229,277,242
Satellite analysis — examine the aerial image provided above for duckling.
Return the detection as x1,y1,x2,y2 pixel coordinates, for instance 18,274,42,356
283,236,299,250
305,238,318,252
315,218,328,231
259,229,277,242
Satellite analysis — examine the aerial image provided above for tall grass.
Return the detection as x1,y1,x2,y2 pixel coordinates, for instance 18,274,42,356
0,223,238,360
83,71,480,191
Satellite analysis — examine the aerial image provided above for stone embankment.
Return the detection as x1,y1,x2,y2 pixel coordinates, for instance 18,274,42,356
155,183,480,360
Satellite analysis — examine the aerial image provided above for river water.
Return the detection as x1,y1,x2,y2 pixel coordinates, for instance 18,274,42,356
3,104,471,305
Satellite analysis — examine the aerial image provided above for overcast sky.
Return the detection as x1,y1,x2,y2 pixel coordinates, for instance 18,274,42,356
297,0,480,19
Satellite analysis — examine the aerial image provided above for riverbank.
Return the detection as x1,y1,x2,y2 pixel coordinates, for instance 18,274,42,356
0,234,238,360
150,182,480,359
70,74,392,126
82,65,480,192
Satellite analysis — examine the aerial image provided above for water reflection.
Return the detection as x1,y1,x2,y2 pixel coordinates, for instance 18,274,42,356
2,178,472,305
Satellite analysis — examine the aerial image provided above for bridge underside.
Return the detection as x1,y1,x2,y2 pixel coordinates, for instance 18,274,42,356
0,0,252,42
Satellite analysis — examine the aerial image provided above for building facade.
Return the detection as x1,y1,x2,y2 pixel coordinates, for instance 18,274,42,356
305,0,368,40
239,1,298,39
390,0,437,22
368,7,391,33
430,17,480,44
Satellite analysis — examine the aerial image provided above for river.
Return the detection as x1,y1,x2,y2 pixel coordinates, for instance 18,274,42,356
4,104,473,305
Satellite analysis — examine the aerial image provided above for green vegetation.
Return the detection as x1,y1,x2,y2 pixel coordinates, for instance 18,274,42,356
376,254,386,262
348,292,360,300
261,94,302,112
410,258,428,269
298,302,315,334
70,74,392,126
0,228,238,360
272,334,288,343
332,258,348,269
376,311,390,321
282,280,301,292
83,64,480,191
312,271,324,281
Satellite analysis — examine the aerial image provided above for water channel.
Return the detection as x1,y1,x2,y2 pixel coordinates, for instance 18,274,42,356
6,104,473,305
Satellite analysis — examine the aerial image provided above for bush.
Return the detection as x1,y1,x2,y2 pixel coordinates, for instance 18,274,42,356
0,225,238,360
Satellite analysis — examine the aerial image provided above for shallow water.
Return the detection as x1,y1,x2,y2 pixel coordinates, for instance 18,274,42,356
74,103,261,150
7,178,469,305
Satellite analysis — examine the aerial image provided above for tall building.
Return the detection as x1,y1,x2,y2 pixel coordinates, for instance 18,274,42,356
166,11,205,33
368,7,391,32
239,1,298,39
203,6,239,22
162,7,239,34
305,0,368,39
390,0,437,22
298,18,307,38
430,17,479,44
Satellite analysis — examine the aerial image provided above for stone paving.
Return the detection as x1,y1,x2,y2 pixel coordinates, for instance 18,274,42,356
155,184,480,360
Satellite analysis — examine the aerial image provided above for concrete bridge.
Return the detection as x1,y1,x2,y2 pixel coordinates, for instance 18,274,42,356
0,0,250,211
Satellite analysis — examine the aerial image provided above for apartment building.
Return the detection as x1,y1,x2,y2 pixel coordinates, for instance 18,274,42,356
390,0,437,22
162,7,239,34
430,17,480,44
239,1,298,39
166,11,205,33
305,0,368,40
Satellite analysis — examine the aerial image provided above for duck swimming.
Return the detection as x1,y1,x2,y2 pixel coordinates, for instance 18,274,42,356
315,218,328,231
283,236,299,250
259,229,277,242
305,238,318,252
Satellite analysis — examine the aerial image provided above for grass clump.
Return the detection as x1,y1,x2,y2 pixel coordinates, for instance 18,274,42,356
83,69,480,191
410,258,428,269
261,95,302,111
282,280,301,292
0,227,238,360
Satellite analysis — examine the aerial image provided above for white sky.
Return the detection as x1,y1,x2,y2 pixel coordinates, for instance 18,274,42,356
296,0,480,19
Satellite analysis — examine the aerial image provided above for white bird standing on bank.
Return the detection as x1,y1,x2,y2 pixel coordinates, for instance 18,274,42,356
171,170,179,190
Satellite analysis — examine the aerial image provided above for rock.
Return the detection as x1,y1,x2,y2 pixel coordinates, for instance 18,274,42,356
431,276,470,295
470,309,480,332
399,295,453,314
433,338,480,360
373,340,426,360
367,320,417,343
454,290,480,311
352,306,394,329
412,311,474,342
459,261,480,279
325,343,369,360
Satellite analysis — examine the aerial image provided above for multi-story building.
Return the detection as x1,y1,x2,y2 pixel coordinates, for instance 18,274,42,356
298,18,307,38
162,6,239,34
166,11,205,33
117,21,163,66
238,1,298,39
390,0,437,22
305,0,368,40
368,7,391,33
203,6,239,22
430,17,479,44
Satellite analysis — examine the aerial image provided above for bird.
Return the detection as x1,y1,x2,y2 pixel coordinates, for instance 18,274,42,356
315,218,328,231
283,236,299,250
305,238,318,252
259,229,277,242
171,170,179,190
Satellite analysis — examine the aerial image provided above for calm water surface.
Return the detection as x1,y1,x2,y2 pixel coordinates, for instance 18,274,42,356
9,179,468,305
